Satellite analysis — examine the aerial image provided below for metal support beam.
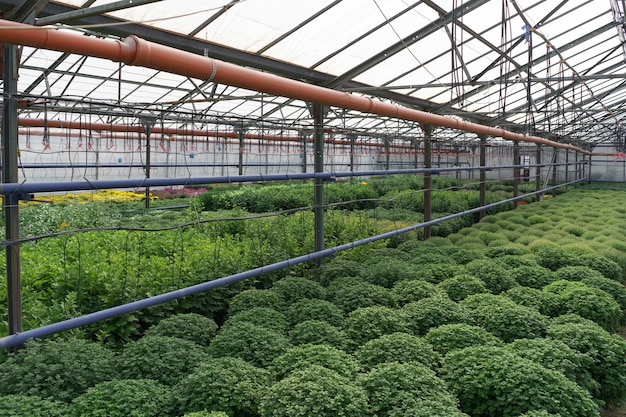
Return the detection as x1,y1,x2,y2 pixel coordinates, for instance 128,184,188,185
513,142,520,208
237,126,245,185
36,0,164,26
140,116,155,209
313,104,326,267
422,124,433,240
535,144,542,194
2,43,22,344
348,133,356,175
479,134,487,219
552,149,559,197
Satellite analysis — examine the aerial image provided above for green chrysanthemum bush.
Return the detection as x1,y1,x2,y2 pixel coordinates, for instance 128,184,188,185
70,379,175,417
581,275,626,323
441,346,600,417
285,298,344,327
556,265,606,282
438,274,489,301
574,253,623,282
228,289,284,315
359,257,421,287
207,321,292,367
547,322,626,407
359,362,462,417
269,343,359,380
424,323,502,356
464,258,519,294
174,357,270,417
222,307,288,333
509,265,558,289
0,395,69,417
515,412,562,417
326,278,394,313
529,241,578,271
182,412,229,417
270,277,326,307
402,296,468,336
543,280,622,332
461,293,549,342
390,279,443,306
386,398,470,417
343,306,407,349
506,338,598,395
354,332,440,371
412,263,465,284
317,259,364,287
288,320,347,348
505,286,561,317
143,313,218,346
0,338,117,402
259,365,367,417
117,336,209,386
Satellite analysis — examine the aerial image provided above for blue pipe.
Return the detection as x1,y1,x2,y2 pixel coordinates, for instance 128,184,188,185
0,178,583,349
0,162,585,195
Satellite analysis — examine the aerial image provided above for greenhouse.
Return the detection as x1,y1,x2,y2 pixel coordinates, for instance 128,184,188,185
1,1,626,416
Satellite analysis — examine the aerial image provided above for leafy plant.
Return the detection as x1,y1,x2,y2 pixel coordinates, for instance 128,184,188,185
424,323,502,356
509,265,558,289
0,395,70,417
354,332,440,370
270,277,326,307
317,259,363,287
207,321,292,367
464,258,519,294
359,362,461,417
269,343,359,380
285,298,343,327
182,412,230,417
402,296,468,335
228,289,284,315
438,274,488,301
118,335,209,386
70,379,175,417
505,286,561,317
326,278,394,313
529,241,578,271
359,257,421,287
174,357,270,417
288,320,347,349
260,365,367,417
343,306,407,349
0,338,117,402
461,293,548,342
223,307,288,334
142,312,218,346
574,253,623,282
441,345,599,417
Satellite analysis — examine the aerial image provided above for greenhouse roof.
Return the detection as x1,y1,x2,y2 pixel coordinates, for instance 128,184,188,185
2,0,626,149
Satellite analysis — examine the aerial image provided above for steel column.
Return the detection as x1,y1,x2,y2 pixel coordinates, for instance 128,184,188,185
313,104,325,267
479,134,486,219
513,142,520,208
422,124,433,240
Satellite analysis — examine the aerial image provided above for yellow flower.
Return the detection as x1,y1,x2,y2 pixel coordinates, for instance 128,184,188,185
361,181,367,186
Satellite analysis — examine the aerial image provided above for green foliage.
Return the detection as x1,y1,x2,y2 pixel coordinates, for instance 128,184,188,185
547,323,626,407
343,306,407,348
271,277,326,307
516,412,562,417
143,312,218,346
506,286,561,317
509,265,558,289
390,279,443,306
70,379,174,417
530,241,578,271
182,412,230,417
424,323,502,356
285,298,343,327
118,336,209,386
354,332,440,370
581,275,626,323
208,322,292,367
317,259,363,287
575,253,623,282
175,356,269,417
413,263,465,284
464,258,519,294
543,280,622,332
288,320,347,349
441,345,600,417
0,395,69,417
438,274,488,301
359,258,421,287
507,338,598,395
223,307,288,333
461,294,548,342
402,296,468,335
270,344,359,380
556,266,606,282
326,278,394,313
386,399,470,417
359,362,461,417
228,289,283,315
0,338,117,402
260,365,367,417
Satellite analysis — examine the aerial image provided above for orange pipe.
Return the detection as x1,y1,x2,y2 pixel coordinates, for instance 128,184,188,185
1,19,591,155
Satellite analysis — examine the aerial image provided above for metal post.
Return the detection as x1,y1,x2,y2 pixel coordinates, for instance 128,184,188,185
587,154,592,184
313,104,326,267
141,116,155,209
574,151,579,187
479,134,487,219
237,127,245,186
2,44,22,340
301,132,307,174
384,137,391,171
552,148,558,197
414,138,420,169
422,124,433,240
564,149,569,191
349,133,356,175
513,142,520,208
535,144,541,194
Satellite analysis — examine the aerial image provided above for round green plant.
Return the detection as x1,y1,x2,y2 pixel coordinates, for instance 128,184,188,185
390,279,442,306
143,312,218,346
228,289,284,315
270,277,326,307
359,258,421,287
223,307,288,333
317,259,364,287
354,332,440,370
0,395,69,417
289,320,347,349
438,274,488,301
402,296,468,336
270,343,359,380
464,258,518,294
260,365,367,417
326,279,394,313
285,298,343,327
343,306,406,349
424,323,502,356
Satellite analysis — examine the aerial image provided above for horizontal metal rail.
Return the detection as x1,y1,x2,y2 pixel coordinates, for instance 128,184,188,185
0,178,583,349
